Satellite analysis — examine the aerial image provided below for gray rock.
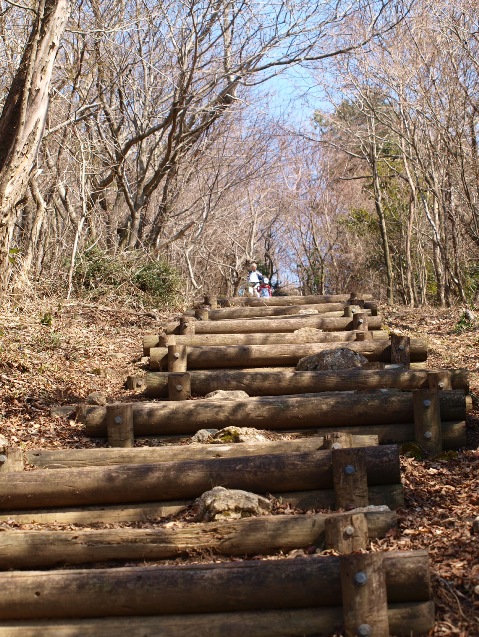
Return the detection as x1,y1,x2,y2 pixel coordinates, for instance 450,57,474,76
294,327,323,334
296,348,369,371
298,309,319,315
86,391,107,406
211,426,268,443
463,309,476,323
194,486,272,521
191,429,219,443
205,390,249,400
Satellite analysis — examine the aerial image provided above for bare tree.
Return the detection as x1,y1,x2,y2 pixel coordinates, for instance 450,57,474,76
0,0,71,290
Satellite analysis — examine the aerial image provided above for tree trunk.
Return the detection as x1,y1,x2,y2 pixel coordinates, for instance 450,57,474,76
0,0,71,291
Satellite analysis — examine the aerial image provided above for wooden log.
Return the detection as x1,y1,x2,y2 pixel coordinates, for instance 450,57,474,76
321,432,354,449
167,372,191,401
153,339,427,370
0,502,189,525
25,435,377,469
312,420,466,450
167,315,384,335
325,512,369,552
341,553,389,637
204,303,347,320
0,602,436,637
414,388,442,455
82,390,467,437
391,334,411,368
355,331,373,342
106,404,134,448
0,510,397,569
143,330,390,354
428,370,452,391
0,484,404,525
217,293,374,307
144,367,470,398
333,448,369,510
179,316,195,335
364,301,378,316
167,344,187,372
204,295,218,309
149,347,167,371
352,312,368,332
125,375,146,391
0,447,24,472
0,550,431,620
0,447,401,510
194,308,209,321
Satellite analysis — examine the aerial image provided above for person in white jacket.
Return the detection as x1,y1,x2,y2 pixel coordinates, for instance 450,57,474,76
247,262,264,297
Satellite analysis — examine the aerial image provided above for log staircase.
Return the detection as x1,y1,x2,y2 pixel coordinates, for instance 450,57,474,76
0,292,471,635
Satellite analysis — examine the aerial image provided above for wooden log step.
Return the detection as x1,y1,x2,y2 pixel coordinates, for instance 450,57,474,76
143,329,389,355
0,510,397,569
218,293,374,307
144,367,469,397
81,391,469,437
167,315,384,334
0,447,401,510
26,435,378,469
0,602,436,637
187,303,348,320
0,550,430,620
148,339,427,370
0,484,404,525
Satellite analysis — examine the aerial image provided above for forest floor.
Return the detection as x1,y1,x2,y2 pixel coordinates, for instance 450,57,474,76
0,298,478,636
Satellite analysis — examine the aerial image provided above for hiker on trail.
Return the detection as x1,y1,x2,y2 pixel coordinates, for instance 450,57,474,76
259,276,272,297
247,262,264,297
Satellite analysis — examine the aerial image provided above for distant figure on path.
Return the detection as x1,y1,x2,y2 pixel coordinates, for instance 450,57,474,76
247,262,264,297
259,277,272,297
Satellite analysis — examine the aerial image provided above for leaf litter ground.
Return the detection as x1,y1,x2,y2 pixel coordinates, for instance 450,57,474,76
0,299,478,636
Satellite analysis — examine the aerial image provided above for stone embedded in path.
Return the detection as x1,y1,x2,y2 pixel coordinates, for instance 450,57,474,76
293,327,323,334
296,347,369,371
86,391,107,406
193,486,272,521
211,426,269,443
205,390,250,400
191,429,219,443
191,426,272,444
